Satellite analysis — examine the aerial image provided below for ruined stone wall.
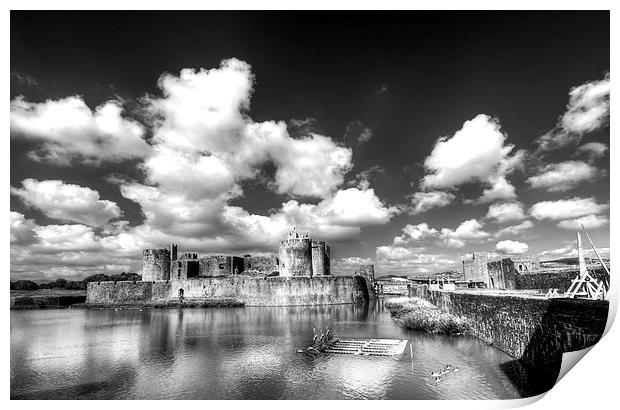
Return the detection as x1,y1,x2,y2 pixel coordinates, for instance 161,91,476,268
278,238,313,277
86,281,171,304
463,252,489,285
311,241,330,276
199,256,232,276
355,265,376,298
142,248,171,281
168,244,177,271
86,276,369,306
487,258,518,290
423,289,608,369
243,255,278,275
171,260,185,281
513,256,541,273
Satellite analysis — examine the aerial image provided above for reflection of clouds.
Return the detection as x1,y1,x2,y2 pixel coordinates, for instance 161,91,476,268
11,310,142,398
12,304,535,399
313,356,396,399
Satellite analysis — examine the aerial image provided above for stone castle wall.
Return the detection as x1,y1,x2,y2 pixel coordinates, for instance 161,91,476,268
278,238,313,277
487,258,518,290
199,255,233,276
86,281,171,304
87,276,369,306
311,241,330,276
355,265,376,298
422,289,608,369
513,256,541,273
142,249,171,281
243,255,279,275
463,252,489,284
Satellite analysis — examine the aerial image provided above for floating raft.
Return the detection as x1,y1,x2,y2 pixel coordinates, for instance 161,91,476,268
323,338,409,356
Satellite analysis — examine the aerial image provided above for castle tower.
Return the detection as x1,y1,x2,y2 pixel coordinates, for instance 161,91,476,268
311,240,331,276
142,248,171,281
279,228,313,277
168,243,178,273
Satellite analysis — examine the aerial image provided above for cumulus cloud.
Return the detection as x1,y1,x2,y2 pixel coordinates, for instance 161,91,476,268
376,246,423,261
337,256,373,265
495,220,534,237
10,212,143,280
10,212,37,245
495,240,529,255
375,246,459,275
393,223,438,245
527,160,598,192
94,59,384,259
11,179,122,227
537,73,610,151
142,145,239,200
530,197,608,221
10,59,398,279
269,131,353,198
332,257,374,274
408,191,455,215
10,96,150,164
474,176,518,204
538,245,577,259
439,219,491,249
144,60,352,200
421,114,524,203
557,214,609,230
577,142,608,159
485,201,525,223
386,219,492,251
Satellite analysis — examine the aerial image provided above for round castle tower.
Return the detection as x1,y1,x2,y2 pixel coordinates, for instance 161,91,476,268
311,240,331,276
142,247,172,281
279,227,313,277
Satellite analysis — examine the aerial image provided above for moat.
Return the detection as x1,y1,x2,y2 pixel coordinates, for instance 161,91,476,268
11,299,553,399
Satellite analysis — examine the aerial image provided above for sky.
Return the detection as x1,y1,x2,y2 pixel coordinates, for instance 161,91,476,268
10,11,610,281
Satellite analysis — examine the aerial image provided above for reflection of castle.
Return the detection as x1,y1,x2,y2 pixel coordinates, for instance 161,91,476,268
142,227,331,281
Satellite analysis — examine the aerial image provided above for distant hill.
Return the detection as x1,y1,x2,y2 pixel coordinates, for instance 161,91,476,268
544,257,607,265
375,274,408,280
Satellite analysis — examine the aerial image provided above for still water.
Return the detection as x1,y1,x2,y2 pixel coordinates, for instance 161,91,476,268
11,300,547,399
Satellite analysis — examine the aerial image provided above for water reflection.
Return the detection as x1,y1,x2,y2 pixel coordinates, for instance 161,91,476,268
11,301,550,399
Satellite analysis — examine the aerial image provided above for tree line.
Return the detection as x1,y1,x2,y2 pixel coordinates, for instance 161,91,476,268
10,272,142,291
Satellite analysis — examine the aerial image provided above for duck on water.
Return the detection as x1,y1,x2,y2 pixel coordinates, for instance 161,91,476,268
430,364,460,383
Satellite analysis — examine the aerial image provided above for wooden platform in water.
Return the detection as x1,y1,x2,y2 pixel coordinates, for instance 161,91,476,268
323,338,409,356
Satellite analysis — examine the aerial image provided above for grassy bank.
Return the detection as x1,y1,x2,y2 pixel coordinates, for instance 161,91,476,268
11,290,87,309
10,289,86,297
385,297,470,335
75,298,245,310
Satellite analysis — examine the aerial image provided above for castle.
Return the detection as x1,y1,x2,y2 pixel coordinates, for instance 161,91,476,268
142,227,331,281
463,252,541,289
87,227,372,307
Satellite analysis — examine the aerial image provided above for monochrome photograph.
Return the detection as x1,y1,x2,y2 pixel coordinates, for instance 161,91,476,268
9,9,611,401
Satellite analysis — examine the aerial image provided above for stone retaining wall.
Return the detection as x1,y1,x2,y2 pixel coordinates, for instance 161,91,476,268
420,289,608,368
